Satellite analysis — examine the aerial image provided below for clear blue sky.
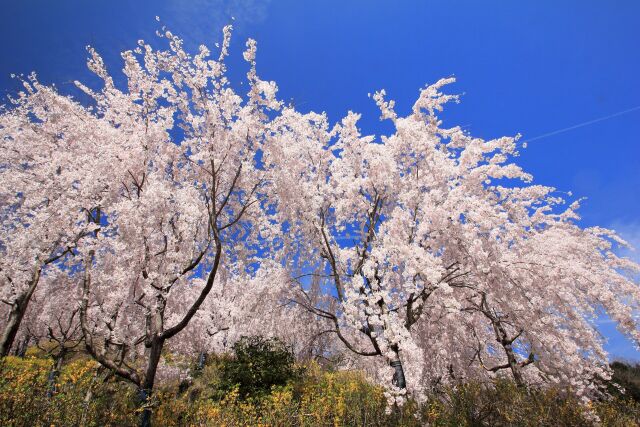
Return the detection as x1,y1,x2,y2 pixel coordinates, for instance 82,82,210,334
2,0,639,360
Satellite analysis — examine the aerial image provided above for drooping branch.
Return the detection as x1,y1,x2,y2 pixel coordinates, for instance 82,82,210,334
161,239,222,340
80,250,141,386
465,292,534,386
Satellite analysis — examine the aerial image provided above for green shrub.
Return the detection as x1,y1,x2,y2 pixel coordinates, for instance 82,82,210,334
218,335,301,399
2,352,640,426
0,355,138,426
609,361,640,402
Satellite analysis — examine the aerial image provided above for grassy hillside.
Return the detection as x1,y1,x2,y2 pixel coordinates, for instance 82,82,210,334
1,352,640,426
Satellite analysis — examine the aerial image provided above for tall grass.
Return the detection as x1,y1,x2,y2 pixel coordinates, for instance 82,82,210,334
1,354,639,426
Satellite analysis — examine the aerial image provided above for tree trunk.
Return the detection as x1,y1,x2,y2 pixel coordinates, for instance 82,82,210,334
390,348,406,389
13,334,31,357
196,351,207,371
47,352,65,398
0,268,41,357
139,337,165,427
504,343,525,387
80,366,104,427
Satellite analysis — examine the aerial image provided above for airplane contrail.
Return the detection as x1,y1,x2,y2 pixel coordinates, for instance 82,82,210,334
522,105,640,144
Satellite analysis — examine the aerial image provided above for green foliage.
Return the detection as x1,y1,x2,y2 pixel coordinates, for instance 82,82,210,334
218,335,301,399
609,361,640,402
158,362,415,427
424,381,593,426
0,355,138,426
1,353,640,426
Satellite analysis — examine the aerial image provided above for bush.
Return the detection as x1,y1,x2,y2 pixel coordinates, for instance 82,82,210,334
2,352,640,426
157,362,412,426
218,335,301,399
427,381,589,426
609,361,640,402
0,355,138,426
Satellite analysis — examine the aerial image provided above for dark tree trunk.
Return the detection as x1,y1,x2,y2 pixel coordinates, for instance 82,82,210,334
0,269,41,357
196,351,207,371
80,366,104,427
13,334,31,357
391,360,406,388
504,343,525,387
0,305,25,356
47,352,65,398
390,347,406,389
139,337,165,427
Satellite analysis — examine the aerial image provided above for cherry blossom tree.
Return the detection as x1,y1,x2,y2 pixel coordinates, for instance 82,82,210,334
1,17,639,420
265,78,640,404
27,274,83,397
0,74,147,356
1,23,291,426
72,25,290,426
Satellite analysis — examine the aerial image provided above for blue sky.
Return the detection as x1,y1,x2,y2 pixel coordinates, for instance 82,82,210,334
2,0,639,360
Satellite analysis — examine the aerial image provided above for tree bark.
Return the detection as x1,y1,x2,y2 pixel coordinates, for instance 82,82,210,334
80,366,104,427
0,267,41,356
47,352,65,398
13,334,31,357
390,347,406,389
503,341,525,386
139,336,165,427
196,351,207,371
